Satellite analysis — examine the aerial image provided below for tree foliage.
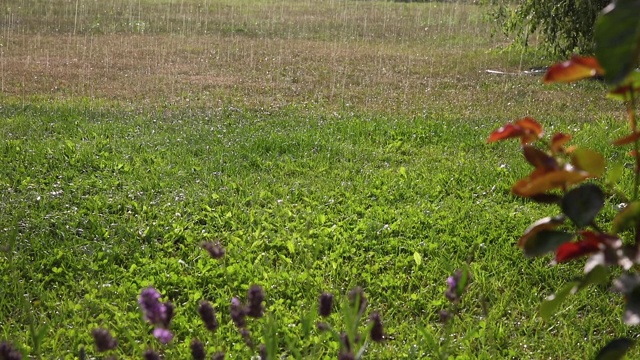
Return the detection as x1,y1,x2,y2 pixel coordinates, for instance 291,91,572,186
491,0,610,57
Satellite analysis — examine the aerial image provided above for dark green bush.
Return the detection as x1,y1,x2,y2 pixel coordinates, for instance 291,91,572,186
491,0,610,57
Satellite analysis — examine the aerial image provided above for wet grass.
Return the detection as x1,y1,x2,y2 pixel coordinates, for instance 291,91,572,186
0,0,636,359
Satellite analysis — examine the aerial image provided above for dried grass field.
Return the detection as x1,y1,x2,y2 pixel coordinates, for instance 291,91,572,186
1,0,618,118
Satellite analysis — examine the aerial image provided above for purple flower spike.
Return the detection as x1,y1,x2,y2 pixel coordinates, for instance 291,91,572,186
153,328,174,344
230,297,247,329
139,287,166,325
143,349,160,360
0,341,22,360
246,285,265,318
91,328,118,352
139,287,175,344
445,269,470,303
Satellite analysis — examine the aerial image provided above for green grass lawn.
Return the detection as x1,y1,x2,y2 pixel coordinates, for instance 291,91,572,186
1,0,637,359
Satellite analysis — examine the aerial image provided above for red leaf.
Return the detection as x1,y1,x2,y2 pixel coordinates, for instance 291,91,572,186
613,132,640,146
515,117,544,141
610,85,639,97
488,118,543,144
578,230,622,248
551,133,572,154
544,56,605,84
555,240,602,263
487,123,523,143
523,145,558,170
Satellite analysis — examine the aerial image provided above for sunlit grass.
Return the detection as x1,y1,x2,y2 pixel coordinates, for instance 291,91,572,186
0,0,635,358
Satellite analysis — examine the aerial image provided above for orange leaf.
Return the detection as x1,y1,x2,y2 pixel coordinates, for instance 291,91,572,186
613,132,640,145
515,117,544,138
487,118,543,144
551,133,572,154
512,170,590,197
543,56,605,84
607,72,640,101
487,123,523,143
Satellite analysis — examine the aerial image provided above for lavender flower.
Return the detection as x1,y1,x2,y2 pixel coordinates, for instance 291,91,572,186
139,287,166,325
190,339,206,360
152,328,174,344
259,344,267,360
212,352,225,360
239,328,253,348
316,322,330,332
369,312,384,342
0,341,22,360
338,352,355,360
143,349,160,360
163,302,175,328
438,309,452,323
230,297,247,328
139,287,175,344
202,241,225,259
340,332,351,352
318,292,334,317
347,287,367,315
91,328,118,352
198,301,219,332
246,285,265,318
445,269,467,302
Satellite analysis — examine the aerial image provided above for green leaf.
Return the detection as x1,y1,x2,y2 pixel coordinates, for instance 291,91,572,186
612,201,640,234
521,230,575,258
594,0,640,85
413,251,422,266
456,266,471,297
35,325,49,347
576,265,609,292
596,338,635,360
607,71,640,101
561,183,604,228
539,281,580,321
606,162,625,185
263,314,279,360
301,306,318,338
571,148,605,177
286,240,295,254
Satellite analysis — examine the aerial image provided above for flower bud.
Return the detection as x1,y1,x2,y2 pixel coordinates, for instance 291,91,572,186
318,292,334,317
198,301,219,332
91,328,117,352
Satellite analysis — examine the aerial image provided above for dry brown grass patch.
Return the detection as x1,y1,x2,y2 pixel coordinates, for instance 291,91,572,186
0,0,621,120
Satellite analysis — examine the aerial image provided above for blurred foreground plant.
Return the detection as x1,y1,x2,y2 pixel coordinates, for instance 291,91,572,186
315,287,385,360
488,0,640,357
